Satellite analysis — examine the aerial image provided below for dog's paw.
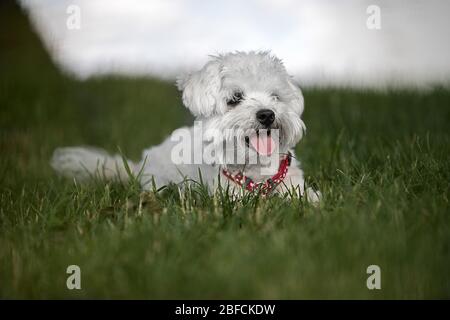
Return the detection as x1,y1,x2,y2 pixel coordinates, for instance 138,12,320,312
305,187,321,205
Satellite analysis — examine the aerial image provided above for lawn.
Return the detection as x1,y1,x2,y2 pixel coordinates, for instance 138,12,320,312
1,2,449,299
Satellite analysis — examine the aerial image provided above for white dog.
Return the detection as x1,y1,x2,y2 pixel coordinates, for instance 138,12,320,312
51,51,320,202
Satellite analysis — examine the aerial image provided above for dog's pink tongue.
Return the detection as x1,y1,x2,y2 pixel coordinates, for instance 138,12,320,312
250,134,276,156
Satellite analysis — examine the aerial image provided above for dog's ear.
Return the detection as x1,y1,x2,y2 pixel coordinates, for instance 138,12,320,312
287,78,305,116
176,59,222,117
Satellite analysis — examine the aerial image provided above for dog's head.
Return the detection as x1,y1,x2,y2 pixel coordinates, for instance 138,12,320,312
177,51,305,167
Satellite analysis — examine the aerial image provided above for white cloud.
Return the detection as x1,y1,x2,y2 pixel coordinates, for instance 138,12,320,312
20,0,450,88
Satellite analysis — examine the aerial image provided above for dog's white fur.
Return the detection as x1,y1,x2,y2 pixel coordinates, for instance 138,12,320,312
51,52,320,202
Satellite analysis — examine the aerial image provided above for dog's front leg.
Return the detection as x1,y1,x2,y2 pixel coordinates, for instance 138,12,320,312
278,166,321,204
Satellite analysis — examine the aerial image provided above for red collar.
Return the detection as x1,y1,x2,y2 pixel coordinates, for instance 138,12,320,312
221,153,292,195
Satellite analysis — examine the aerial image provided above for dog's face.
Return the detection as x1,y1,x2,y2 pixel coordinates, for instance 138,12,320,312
177,51,305,167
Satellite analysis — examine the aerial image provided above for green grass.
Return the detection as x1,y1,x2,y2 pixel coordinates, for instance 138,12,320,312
1,2,449,299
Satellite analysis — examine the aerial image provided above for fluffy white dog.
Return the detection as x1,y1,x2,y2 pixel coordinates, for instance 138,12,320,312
51,51,320,202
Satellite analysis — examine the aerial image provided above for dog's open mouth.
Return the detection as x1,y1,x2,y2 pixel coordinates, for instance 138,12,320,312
245,129,278,156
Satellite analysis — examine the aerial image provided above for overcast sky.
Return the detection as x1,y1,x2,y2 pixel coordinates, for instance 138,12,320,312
19,0,450,88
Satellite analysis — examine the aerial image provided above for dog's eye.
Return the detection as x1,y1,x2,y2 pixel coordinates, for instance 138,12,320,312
227,91,244,106
271,93,280,101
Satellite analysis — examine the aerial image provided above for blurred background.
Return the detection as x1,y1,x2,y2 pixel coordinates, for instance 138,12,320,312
19,0,450,88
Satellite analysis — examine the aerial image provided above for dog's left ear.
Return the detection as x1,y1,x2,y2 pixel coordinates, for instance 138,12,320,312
177,59,223,117
287,79,305,116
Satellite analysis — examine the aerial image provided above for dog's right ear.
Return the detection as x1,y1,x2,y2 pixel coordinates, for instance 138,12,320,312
176,59,223,117
287,78,305,116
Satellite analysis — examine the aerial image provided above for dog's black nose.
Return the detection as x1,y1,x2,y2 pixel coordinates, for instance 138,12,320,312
256,109,275,126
